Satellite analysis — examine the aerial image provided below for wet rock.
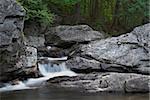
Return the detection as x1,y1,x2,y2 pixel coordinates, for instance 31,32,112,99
0,82,5,88
51,73,150,93
45,25,104,48
10,79,20,85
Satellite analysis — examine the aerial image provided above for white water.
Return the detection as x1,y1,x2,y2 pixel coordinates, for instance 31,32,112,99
39,56,68,61
0,57,77,92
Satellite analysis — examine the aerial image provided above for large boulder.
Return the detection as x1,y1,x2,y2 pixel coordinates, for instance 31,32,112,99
45,25,104,48
0,0,37,81
67,24,150,74
48,73,150,93
0,0,25,81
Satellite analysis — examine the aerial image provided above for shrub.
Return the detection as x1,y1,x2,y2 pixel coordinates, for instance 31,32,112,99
17,0,54,25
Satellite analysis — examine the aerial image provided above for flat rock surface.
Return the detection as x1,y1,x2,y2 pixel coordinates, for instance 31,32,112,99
48,72,150,93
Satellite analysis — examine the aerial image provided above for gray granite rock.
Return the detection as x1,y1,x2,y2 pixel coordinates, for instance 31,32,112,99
71,23,150,74
125,76,149,92
66,57,101,73
45,25,104,47
25,35,45,48
0,0,25,23
0,0,38,81
48,73,150,93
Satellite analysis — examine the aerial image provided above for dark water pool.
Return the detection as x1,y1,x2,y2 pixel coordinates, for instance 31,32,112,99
0,85,149,100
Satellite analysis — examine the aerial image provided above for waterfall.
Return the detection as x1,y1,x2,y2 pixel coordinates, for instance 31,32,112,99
38,63,74,76
0,57,77,92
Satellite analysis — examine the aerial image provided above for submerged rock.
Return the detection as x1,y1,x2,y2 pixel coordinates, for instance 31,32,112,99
45,25,104,48
67,23,150,74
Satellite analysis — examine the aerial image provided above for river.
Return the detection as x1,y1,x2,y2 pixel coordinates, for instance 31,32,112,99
0,57,149,100
0,85,149,100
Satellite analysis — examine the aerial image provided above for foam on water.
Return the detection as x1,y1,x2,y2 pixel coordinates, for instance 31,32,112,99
0,82,31,92
0,57,77,92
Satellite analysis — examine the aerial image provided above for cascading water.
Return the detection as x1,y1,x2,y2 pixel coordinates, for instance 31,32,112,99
0,57,77,92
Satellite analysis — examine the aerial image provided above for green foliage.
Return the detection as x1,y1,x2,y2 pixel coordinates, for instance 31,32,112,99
47,0,81,14
49,0,81,5
17,0,54,25
120,0,149,17
104,0,116,22
17,0,149,35
78,0,149,35
117,0,149,31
